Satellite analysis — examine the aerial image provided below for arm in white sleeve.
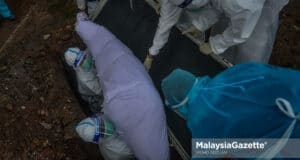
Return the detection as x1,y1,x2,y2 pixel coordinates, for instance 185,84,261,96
77,0,86,10
149,0,182,56
209,0,265,54
192,6,222,31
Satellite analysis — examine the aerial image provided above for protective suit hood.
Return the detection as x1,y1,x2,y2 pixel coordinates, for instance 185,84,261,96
161,69,197,118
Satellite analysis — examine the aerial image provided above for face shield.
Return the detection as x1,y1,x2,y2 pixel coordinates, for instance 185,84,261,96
76,114,115,143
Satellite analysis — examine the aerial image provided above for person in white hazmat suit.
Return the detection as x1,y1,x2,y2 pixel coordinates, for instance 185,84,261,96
144,0,289,70
64,48,135,160
77,0,100,15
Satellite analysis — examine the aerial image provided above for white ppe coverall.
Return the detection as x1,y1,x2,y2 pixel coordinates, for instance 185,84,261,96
149,0,289,64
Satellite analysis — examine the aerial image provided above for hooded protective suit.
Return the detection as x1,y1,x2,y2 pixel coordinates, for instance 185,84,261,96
75,13,169,160
162,63,300,159
149,0,288,64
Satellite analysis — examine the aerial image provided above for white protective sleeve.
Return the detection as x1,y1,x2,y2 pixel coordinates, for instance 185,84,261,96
77,0,86,10
149,0,182,56
191,5,222,31
209,0,266,54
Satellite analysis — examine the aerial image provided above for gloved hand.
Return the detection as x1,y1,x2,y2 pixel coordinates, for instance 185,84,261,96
77,12,89,21
182,26,199,35
199,43,213,55
143,54,155,71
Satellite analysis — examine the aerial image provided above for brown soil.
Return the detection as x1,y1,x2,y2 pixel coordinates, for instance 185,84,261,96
0,0,30,45
0,0,299,159
270,0,300,68
0,0,101,159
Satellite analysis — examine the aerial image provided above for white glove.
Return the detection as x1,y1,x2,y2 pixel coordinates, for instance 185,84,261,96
182,26,200,35
199,43,213,55
143,54,154,71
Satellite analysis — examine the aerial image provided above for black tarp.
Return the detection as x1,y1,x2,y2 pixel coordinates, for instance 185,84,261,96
93,0,225,158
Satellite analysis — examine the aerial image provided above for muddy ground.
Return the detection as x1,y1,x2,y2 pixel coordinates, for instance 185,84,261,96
0,0,299,159
0,0,101,159
270,0,300,68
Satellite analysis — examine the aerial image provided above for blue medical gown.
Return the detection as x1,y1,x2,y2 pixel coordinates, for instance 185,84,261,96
187,63,300,139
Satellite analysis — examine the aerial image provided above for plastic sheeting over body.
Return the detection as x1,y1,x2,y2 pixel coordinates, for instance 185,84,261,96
94,0,225,156
75,13,169,160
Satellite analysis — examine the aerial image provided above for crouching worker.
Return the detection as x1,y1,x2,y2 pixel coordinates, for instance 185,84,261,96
74,12,169,160
64,48,103,113
76,114,135,159
64,48,132,159
162,63,300,159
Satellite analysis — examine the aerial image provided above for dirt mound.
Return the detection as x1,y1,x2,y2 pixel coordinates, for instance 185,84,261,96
270,0,300,69
0,0,101,159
